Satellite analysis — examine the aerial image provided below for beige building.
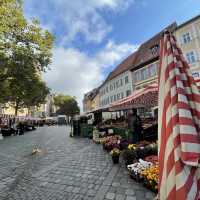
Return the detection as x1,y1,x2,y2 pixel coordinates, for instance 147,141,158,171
0,103,28,117
91,93,100,111
131,23,177,90
83,15,200,113
83,88,99,113
175,15,200,82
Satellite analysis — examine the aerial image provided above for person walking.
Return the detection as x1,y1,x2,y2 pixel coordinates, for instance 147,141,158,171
128,108,143,143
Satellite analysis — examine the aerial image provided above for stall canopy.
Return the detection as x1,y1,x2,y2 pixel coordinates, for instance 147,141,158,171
158,32,200,199
109,83,158,111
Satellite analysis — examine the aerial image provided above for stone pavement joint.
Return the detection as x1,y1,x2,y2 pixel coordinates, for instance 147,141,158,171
0,126,156,200
32,145,91,178
94,165,119,200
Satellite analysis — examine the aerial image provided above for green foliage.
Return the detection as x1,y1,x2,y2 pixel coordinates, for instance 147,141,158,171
0,0,54,114
5,70,50,115
122,143,158,166
54,95,80,116
122,149,137,165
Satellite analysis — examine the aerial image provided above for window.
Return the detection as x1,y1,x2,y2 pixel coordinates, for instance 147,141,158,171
120,79,123,86
149,63,157,77
182,33,191,44
135,71,141,82
125,76,129,84
121,92,124,99
106,86,108,93
114,95,116,101
126,90,131,97
110,84,113,91
116,80,119,88
141,68,149,80
151,45,159,55
117,93,120,100
110,96,113,103
186,51,196,64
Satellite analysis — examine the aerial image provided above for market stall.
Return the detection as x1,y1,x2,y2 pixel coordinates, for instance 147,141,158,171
105,84,159,141
109,83,158,112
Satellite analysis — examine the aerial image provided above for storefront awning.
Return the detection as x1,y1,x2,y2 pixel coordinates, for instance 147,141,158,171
109,83,158,111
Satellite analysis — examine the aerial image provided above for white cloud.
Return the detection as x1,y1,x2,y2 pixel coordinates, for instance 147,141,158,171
43,41,138,111
24,0,139,111
24,0,134,44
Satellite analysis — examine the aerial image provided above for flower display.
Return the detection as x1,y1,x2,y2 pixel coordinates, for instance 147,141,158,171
137,140,150,147
99,137,107,144
144,155,158,165
127,159,152,175
110,148,121,156
128,144,137,150
141,165,159,192
119,139,130,150
93,131,158,193
103,135,121,151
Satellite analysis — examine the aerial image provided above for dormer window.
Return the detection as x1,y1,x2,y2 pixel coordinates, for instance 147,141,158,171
151,45,159,55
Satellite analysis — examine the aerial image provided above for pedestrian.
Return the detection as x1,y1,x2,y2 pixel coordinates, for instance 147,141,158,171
18,122,24,135
128,108,143,143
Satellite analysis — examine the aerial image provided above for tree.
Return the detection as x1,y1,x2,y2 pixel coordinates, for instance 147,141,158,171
23,78,50,114
0,0,54,79
0,0,54,114
54,95,80,116
5,70,50,115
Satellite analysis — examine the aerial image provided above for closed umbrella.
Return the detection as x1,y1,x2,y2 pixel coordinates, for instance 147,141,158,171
158,32,200,200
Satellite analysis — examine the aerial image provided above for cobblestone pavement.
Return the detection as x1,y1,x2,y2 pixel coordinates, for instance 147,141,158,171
0,126,156,200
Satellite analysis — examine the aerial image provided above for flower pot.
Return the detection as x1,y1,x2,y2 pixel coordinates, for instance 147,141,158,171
112,155,119,164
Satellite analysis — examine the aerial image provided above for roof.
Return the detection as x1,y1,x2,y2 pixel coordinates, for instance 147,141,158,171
130,22,177,71
83,88,99,101
177,15,200,30
105,51,138,82
101,23,177,87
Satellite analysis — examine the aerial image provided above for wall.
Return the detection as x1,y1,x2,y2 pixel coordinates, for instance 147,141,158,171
132,61,159,90
91,94,100,111
175,17,200,81
99,71,133,108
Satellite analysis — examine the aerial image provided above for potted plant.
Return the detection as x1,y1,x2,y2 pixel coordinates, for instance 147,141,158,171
110,148,121,164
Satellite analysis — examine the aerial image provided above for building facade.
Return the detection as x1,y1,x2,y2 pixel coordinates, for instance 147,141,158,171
91,93,100,111
132,61,159,90
99,70,133,108
83,88,99,113
175,15,200,81
83,15,200,112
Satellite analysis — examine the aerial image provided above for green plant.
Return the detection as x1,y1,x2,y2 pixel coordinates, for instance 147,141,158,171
122,149,137,165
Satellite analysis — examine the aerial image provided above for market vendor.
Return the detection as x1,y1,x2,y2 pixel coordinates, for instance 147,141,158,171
128,108,143,143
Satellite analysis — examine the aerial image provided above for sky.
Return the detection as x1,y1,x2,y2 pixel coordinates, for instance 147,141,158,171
23,0,200,109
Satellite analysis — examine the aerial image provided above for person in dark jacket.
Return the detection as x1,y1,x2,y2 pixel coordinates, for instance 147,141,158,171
18,122,24,135
128,109,143,143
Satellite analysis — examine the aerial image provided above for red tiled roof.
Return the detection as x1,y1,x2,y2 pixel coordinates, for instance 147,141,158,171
130,22,177,70
105,51,138,82
83,88,99,101
101,23,177,87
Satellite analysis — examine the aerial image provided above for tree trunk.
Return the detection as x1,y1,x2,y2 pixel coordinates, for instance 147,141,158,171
15,101,19,116
27,107,31,116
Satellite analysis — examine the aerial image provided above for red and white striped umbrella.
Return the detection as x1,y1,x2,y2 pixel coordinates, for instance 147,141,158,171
158,32,200,200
